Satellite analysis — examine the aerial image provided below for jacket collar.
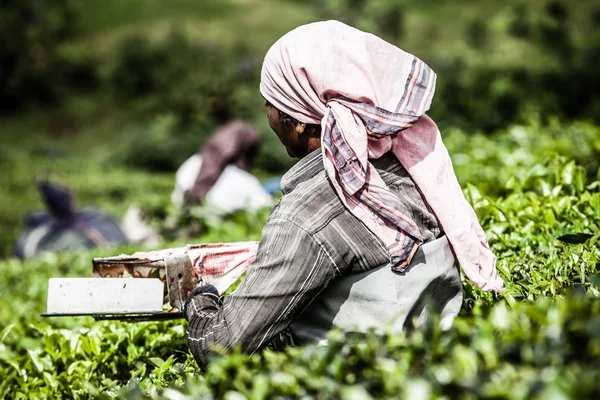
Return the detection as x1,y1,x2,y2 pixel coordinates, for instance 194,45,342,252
280,149,323,195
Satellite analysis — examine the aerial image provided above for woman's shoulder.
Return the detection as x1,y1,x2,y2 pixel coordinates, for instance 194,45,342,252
269,170,345,235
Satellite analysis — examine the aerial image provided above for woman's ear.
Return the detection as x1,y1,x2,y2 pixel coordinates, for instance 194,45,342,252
295,122,306,134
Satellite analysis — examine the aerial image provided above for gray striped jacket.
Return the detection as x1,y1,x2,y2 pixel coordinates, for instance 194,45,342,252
185,149,462,369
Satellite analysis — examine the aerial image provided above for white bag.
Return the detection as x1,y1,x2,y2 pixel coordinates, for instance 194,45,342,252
171,155,273,213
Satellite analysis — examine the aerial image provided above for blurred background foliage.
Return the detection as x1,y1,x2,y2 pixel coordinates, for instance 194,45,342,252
3,0,600,125
2,0,600,255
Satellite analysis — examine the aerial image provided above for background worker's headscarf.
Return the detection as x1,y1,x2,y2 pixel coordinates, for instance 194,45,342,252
260,20,504,292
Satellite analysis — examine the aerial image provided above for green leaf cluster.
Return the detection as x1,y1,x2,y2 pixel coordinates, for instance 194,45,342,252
136,292,600,400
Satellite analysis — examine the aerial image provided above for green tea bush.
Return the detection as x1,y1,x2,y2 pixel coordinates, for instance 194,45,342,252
445,118,600,197
2,117,600,398
2,1,600,396
463,156,600,308
131,291,600,400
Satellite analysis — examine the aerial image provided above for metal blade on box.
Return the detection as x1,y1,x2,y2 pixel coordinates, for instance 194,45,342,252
45,277,166,316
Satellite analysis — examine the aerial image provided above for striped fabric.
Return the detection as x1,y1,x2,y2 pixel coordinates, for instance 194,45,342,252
324,90,436,271
320,57,436,271
187,242,258,294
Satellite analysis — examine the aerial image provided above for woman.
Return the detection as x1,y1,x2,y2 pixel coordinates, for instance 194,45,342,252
184,20,503,369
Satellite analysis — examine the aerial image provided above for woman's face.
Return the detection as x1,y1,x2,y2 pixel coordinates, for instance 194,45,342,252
266,105,305,159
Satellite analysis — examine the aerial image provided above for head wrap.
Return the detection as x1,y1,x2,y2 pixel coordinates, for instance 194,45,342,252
260,21,503,291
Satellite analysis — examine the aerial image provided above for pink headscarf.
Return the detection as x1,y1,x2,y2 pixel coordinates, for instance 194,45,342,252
260,21,503,292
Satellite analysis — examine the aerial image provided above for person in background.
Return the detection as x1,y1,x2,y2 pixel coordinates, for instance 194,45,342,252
171,119,273,214
186,121,261,205
14,182,127,260
183,20,504,370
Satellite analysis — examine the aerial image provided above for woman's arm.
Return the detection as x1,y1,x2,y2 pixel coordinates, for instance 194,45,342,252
184,217,339,369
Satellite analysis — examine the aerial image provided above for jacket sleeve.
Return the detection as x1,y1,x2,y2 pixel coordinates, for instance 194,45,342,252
184,217,340,369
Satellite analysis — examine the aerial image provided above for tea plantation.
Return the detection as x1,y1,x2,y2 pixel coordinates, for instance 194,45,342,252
2,0,600,398
1,119,599,399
